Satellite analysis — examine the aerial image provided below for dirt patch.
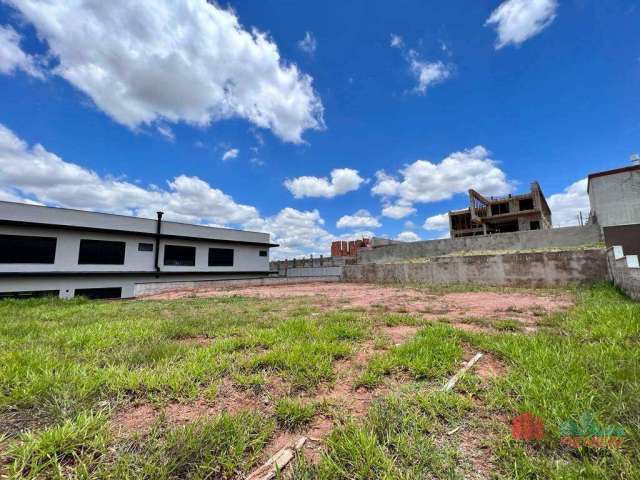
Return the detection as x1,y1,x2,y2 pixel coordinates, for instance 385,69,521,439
176,336,213,347
143,283,573,332
383,325,420,345
458,427,499,479
450,322,495,334
112,378,288,437
112,404,157,437
475,354,507,382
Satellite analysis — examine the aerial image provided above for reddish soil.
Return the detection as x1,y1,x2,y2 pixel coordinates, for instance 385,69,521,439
112,403,157,437
474,353,507,382
143,282,573,332
384,325,420,344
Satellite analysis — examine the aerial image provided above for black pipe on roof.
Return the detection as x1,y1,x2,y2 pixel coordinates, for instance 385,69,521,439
155,211,163,272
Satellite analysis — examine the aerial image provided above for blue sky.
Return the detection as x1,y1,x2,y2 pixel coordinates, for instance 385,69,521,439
0,0,638,257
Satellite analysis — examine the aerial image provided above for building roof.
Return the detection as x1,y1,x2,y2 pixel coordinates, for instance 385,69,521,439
0,200,277,247
587,164,640,193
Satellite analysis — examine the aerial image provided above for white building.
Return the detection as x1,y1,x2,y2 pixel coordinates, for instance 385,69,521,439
0,201,276,299
587,163,640,228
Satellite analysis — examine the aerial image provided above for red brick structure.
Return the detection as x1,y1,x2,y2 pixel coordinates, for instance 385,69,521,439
331,238,370,257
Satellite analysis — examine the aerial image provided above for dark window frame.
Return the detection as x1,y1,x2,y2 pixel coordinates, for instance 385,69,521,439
530,221,541,230
259,250,268,257
491,202,510,215
75,287,122,300
78,239,126,265
164,244,196,266
519,198,534,211
208,247,234,267
138,242,154,252
0,234,57,264
0,290,59,299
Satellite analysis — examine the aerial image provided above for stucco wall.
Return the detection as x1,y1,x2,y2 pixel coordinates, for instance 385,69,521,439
344,248,608,287
606,249,640,300
0,272,275,299
589,170,640,227
359,225,602,264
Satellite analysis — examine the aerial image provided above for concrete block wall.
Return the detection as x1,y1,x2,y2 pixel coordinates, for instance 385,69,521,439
134,275,340,297
359,225,603,264
344,248,608,288
606,248,640,300
285,266,343,278
270,256,356,275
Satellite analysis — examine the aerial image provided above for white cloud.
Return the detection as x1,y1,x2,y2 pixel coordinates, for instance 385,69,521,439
423,213,450,231
381,201,417,219
297,32,317,55
222,148,239,161
408,52,451,95
485,0,558,49
284,168,364,199
390,34,403,48
372,146,513,206
0,123,363,257
0,123,259,226
6,0,324,143
336,209,381,229
391,37,452,95
245,207,334,259
547,178,589,227
156,125,175,142
0,24,42,78
396,231,420,242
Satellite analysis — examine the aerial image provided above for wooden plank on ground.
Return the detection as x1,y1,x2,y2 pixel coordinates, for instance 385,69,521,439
246,437,307,480
443,352,483,391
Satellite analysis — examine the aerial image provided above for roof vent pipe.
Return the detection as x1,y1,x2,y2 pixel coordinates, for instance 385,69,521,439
155,211,164,273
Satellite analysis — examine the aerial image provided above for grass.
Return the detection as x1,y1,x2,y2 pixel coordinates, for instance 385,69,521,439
98,412,274,479
274,398,317,431
0,283,638,479
355,323,462,389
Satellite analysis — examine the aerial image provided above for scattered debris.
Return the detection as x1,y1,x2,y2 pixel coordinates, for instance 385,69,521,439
444,353,484,391
246,436,307,480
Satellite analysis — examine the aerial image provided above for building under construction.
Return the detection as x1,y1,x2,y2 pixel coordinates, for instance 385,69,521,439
448,182,552,238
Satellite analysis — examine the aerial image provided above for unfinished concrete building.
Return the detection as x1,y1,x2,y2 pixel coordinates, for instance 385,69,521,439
449,182,552,238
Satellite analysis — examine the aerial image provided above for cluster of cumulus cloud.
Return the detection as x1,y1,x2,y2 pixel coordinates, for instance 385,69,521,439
0,0,583,256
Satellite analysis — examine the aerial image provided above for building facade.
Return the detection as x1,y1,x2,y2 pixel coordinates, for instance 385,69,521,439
0,201,276,299
587,164,640,228
449,182,552,239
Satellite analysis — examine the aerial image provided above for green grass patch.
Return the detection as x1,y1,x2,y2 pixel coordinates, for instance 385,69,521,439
274,398,317,431
461,283,640,478
5,411,110,479
98,412,274,479
356,323,463,389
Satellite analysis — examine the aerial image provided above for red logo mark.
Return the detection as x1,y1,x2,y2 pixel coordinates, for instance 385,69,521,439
512,412,544,441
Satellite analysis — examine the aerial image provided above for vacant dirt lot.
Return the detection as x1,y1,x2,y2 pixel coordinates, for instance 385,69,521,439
144,281,574,332
4,284,634,479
